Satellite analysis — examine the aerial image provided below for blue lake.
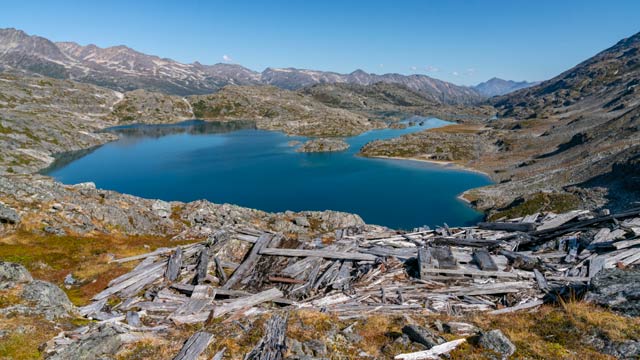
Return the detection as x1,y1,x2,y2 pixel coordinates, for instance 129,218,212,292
45,117,492,230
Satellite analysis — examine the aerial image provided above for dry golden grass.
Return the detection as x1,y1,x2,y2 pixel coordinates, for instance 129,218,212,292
0,315,61,360
0,231,197,305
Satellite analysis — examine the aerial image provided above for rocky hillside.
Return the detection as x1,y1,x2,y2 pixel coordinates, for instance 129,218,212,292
492,32,640,119
0,73,121,174
0,28,483,104
106,89,194,124
473,77,538,97
263,68,484,104
301,82,493,121
301,82,438,110
361,31,640,216
188,85,383,136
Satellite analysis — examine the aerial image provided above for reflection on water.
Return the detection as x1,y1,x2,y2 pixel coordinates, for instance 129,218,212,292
105,119,257,138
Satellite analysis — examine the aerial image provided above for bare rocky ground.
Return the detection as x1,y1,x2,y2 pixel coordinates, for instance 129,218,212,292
187,85,385,137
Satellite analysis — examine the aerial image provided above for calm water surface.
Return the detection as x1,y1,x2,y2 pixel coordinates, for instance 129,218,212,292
46,118,492,229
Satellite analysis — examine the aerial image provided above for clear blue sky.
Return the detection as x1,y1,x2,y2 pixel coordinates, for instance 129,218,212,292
1,0,639,85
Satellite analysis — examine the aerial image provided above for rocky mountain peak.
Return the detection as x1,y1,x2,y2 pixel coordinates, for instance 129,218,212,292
0,27,483,103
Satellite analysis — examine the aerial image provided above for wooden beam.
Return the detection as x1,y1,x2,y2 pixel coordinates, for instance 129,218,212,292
472,249,498,271
259,247,378,261
165,247,183,282
488,299,544,315
193,247,209,285
173,331,214,360
394,338,466,360
478,222,535,232
211,288,284,318
223,234,272,290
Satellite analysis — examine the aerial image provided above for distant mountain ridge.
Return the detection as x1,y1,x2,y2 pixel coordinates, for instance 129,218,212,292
473,77,538,97
0,28,483,104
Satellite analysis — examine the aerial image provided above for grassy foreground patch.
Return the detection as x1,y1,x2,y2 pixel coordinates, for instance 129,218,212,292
0,231,196,305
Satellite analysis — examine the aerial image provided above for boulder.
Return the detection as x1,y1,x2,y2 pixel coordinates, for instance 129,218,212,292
0,203,20,224
585,268,640,316
21,280,74,319
47,323,124,360
477,329,516,359
402,324,445,349
444,322,480,336
151,200,172,218
294,216,311,227
0,261,33,288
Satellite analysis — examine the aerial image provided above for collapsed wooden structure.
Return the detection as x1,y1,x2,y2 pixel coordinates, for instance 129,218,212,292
47,207,640,359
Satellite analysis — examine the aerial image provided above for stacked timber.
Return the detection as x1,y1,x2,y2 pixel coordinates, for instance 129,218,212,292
45,207,640,358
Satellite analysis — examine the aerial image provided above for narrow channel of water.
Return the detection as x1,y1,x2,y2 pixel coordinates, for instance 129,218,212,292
45,117,492,229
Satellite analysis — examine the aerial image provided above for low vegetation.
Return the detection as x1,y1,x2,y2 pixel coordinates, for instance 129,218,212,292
0,231,196,305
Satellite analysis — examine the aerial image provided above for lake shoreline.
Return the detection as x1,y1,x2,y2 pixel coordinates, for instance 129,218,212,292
367,155,490,177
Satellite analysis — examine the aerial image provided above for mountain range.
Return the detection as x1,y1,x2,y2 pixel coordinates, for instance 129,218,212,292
0,27,510,104
472,77,538,97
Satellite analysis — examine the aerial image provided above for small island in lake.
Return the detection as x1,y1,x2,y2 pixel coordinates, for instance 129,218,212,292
295,138,350,152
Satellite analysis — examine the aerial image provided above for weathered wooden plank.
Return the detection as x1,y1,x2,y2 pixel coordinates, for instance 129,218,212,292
314,261,341,290
431,246,457,269
478,222,535,232
212,348,226,360
223,234,272,290
499,250,538,271
93,261,166,300
173,331,214,360
259,247,377,261
112,247,170,263
529,208,640,241
394,338,466,360
521,213,539,224
136,301,181,312
536,210,589,231
417,247,433,280
212,288,284,318
170,284,294,305
472,249,498,271
433,281,532,296
193,246,209,285
171,285,215,322
420,267,521,278
213,256,228,285
331,260,353,289
621,250,640,266
533,269,549,291
613,238,640,250
245,313,288,360
165,247,183,282
268,276,305,284
488,299,544,315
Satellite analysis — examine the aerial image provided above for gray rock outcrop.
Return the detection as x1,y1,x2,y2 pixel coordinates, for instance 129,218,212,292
0,261,33,288
0,203,20,224
585,268,640,316
477,329,516,359
402,324,445,349
46,323,125,360
21,280,75,319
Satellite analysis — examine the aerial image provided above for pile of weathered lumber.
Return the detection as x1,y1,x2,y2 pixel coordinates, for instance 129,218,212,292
45,207,640,359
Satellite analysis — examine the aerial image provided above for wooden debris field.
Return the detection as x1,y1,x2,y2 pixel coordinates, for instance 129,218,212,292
46,207,640,358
